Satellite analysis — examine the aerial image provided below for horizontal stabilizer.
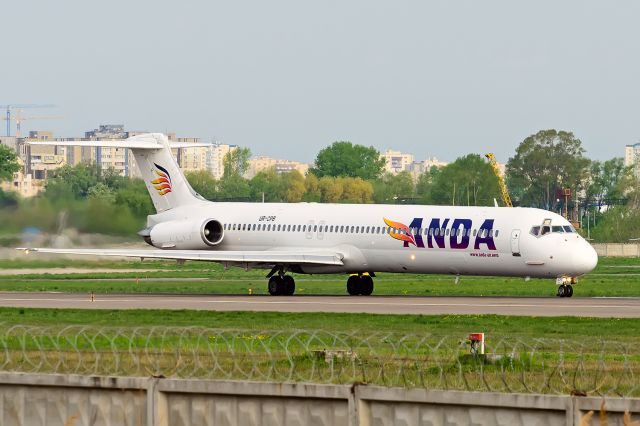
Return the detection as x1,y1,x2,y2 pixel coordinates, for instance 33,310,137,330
24,133,211,150
17,248,345,266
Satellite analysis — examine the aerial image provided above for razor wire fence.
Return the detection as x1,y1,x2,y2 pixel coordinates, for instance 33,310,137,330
0,324,638,397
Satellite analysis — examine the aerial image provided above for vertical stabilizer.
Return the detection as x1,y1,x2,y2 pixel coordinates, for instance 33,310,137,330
24,133,206,213
128,133,203,212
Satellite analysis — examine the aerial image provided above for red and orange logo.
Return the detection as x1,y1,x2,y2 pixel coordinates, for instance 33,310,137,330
383,217,416,246
151,163,172,196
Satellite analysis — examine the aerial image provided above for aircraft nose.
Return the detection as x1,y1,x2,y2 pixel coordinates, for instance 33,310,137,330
573,242,598,274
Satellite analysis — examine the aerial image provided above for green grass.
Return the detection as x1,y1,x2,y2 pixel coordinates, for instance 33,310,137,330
0,255,638,297
0,308,637,395
2,308,639,341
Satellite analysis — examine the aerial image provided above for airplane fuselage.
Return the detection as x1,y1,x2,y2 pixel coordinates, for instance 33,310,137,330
147,202,598,279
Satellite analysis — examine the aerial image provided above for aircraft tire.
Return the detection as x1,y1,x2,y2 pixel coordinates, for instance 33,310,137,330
565,285,573,298
268,276,283,296
556,285,566,298
347,275,361,296
283,275,295,296
360,275,374,296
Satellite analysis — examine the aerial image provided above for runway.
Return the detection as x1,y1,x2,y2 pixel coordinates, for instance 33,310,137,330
0,292,639,317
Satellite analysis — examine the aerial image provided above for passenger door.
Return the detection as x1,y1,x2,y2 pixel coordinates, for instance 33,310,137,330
511,229,521,257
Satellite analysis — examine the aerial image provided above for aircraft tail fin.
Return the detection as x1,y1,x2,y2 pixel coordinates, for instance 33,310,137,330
26,133,207,212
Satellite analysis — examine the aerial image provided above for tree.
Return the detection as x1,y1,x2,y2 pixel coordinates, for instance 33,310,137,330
585,158,634,208
282,171,306,202
0,145,20,182
250,168,286,202
45,163,101,199
372,171,415,203
217,147,251,200
310,141,386,180
506,130,590,209
185,170,218,200
340,177,374,203
415,166,440,204
223,147,251,178
303,173,320,202
429,154,501,206
319,176,343,203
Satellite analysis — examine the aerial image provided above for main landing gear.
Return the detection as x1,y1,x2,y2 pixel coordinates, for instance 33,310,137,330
346,274,374,296
556,276,577,298
268,275,295,296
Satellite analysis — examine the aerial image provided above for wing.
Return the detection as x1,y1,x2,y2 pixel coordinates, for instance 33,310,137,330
16,248,344,266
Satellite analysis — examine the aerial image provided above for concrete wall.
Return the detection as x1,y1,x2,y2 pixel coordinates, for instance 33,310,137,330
593,243,640,257
0,373,638,426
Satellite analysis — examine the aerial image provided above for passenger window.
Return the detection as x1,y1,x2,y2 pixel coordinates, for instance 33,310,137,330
495,230,499,237
473,229,477,237
314,225,318,232
350,226,355,233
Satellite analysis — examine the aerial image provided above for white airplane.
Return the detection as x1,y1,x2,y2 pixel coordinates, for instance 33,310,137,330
20,133,598,298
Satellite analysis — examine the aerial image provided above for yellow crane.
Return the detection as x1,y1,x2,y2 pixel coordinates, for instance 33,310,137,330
484,153,513,207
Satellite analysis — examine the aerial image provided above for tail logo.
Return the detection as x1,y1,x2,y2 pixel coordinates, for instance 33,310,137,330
383,217,417,246
151,163,172,196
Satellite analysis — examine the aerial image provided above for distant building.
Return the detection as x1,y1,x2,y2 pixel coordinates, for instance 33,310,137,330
381,149,414,174
166,134,208,174
245,156,310,179
0,136,18,151
0,158,42,198
625,142,640,179
82,124,136,177
207,143,238,179
406,156,449,180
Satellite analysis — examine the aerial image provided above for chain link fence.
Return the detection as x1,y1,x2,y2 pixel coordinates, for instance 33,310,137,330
0,324,637,397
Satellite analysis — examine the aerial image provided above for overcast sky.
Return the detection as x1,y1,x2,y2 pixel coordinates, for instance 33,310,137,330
3,1,639,163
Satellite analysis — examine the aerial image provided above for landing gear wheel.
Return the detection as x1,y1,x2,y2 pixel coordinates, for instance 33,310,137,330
565,285,573,298
557,285,566,298
283,275,295,296
268,276,285,296
360,275,374,296
347,275,361,296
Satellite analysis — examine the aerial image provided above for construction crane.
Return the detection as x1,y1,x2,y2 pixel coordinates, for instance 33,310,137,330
2,109,63,137
484,153,513,207
0,104,55,136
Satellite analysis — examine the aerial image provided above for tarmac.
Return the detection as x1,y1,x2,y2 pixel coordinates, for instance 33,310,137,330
0,292,638,317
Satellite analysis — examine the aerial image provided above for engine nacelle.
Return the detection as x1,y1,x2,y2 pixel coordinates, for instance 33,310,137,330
144,219,224,249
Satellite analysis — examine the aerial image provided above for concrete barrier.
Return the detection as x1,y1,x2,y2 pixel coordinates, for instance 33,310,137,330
592,243,640,257
0,373,638,426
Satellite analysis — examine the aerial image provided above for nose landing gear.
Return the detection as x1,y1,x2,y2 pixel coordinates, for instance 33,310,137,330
556,276,577,298
556,284,574,298
346,274,374,296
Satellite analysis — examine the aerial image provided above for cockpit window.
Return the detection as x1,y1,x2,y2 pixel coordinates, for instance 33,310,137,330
552,226,565,233
530,226,540,236
563,225,574,233
540,226,551,235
